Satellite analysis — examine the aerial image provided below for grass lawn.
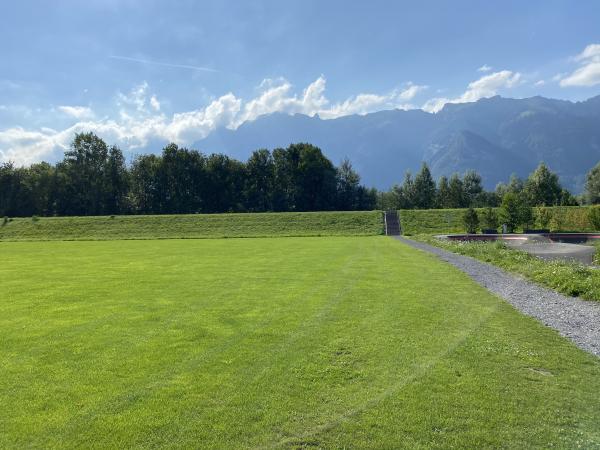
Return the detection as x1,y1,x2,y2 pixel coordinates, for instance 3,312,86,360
1,236,599,448
0,211,382,241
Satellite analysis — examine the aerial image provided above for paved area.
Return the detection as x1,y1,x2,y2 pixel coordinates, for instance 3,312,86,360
505,240,596,265
394,236,600,357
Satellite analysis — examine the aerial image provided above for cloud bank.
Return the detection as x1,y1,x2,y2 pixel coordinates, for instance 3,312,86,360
422,70,522,112
0,77,426,165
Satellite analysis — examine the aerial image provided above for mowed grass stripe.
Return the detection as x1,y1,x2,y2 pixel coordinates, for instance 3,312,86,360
0,237,599,448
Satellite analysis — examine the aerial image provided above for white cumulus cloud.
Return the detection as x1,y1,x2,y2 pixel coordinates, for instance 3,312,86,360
477,64,492,72
560,43,600,87
319,83,426,119
1,77,428,165
150,95,161,111
57,105,95,119
423,70,522,113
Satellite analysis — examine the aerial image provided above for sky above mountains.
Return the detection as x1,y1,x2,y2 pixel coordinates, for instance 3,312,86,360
1,0,600,165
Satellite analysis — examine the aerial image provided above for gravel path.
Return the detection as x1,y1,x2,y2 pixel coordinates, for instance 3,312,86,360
393,236,600,357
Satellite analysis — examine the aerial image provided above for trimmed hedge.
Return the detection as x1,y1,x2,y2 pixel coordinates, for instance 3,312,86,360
399,206,599,235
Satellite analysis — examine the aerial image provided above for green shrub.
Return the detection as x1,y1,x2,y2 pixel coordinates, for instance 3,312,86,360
31,215,39,223
480,207,499,231
462,207,480,233
588,205,600,230
521,205,534,230
535,206,552,229
499,193,522,232
500,193,533,232
550,210,564,232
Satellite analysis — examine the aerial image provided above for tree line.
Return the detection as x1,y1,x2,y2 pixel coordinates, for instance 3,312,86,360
2,132,600,217
378,162,582,211
0,133,376,217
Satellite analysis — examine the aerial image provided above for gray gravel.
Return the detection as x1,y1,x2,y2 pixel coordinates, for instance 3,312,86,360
393,236,600,357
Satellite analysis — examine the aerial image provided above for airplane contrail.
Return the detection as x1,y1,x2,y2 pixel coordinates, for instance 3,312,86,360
109,55,219,73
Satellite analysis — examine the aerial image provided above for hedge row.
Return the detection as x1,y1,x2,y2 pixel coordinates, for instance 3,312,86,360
399,206,599,235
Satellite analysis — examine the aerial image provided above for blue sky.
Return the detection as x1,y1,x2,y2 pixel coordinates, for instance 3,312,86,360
1,0,599,164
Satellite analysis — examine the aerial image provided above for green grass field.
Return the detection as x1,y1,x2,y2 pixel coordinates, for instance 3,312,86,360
0,211,383,241
2,236,599,448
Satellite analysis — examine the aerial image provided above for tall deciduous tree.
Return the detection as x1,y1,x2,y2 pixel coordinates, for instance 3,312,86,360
130,154,162,214
336,158,361,210
104,146,129,214
245,149,275,212
524,162,562,206
295,143,337,211
463,170,483,206
55,132,110,215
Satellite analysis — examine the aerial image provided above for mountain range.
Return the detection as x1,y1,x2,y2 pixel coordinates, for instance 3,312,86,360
195,95,600,192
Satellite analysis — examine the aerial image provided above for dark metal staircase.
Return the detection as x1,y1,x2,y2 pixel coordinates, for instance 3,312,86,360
384,210,401,236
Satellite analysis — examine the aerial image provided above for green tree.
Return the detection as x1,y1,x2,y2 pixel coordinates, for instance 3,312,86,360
130,154,162,213
0,162,34,216
295,143,337,211
524,162,562,206
159,144,207,213
272,146,297,211
398,172,416,208
448,173,466,208
272,143,337,211
103,146,129,214
480,207,499,231
585,162,600,204
500,192,523,233
413,162,436,209
389,172,416,209
55,132,110,215
559,189,578,206
204,153,245,213
497,174,524,198
463,170,483,206
436,176,451,208
335,158,361,210
25,162,56,216
355,186,377,210
245,149,275,212
462,207,480,233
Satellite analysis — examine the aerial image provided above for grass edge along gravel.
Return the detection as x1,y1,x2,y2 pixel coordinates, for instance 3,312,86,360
411,234,600,302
